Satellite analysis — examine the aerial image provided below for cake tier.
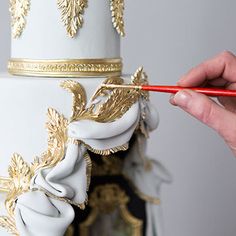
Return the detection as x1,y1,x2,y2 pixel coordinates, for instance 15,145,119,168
0,73,138,236
0,74,119,176
11,0,121,60
0,73,165,236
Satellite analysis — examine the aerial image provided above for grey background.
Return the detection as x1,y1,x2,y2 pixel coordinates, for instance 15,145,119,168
1,0,236,236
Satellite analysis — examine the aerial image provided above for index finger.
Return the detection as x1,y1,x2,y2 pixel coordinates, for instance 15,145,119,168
178,51,236,87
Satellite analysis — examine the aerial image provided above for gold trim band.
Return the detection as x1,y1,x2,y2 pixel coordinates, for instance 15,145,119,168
8,58,123,77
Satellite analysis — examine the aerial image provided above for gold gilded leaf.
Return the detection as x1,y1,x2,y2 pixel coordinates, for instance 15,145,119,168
62,75,143,123
10,0,30,38
0,177,11,192
6,153,33,217
57,0,88,38
88,86,139,123
132,67,150,100
1,108,69,232
8,153,32,182
63,77,139,123
110,0,125,36
91,77,124,101
0,216,18,235
32,108,68,172
61,80,87,122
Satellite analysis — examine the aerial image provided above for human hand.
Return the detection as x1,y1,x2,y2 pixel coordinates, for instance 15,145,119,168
170,51,236,156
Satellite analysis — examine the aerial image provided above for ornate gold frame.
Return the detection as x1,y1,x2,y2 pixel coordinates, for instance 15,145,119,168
79,184,143,236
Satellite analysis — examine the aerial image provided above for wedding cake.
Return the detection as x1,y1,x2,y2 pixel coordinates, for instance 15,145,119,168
0,1,171,235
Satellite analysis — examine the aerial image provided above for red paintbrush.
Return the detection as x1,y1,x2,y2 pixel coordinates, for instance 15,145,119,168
102,84,236,97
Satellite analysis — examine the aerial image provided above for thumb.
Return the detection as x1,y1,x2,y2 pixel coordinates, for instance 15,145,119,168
171,90,236,150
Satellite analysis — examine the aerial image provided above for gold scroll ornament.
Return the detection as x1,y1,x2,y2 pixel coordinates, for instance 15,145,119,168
0,67,149,235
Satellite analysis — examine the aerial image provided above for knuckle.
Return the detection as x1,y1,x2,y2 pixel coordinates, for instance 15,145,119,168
219,51,235,63
194,101,216,126
222,128,236,146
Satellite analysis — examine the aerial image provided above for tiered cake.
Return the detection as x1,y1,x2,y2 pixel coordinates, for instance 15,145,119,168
0,1,171,235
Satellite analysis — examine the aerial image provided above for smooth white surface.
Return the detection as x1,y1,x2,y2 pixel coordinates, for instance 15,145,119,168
2,1,236,236
12,0,120,59
0,74,105,177
15,191,74,236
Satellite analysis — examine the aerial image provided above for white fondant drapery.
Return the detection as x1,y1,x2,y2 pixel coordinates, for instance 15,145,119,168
68,103,140,151
15,191,74,236
31,144,88,205
12,95,171,236
14,102,142,236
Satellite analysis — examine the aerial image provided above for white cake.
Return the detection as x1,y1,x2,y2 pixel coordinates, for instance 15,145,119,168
0,1,171,236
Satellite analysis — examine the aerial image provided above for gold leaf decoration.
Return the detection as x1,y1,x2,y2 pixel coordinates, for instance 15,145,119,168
57,0,88,38
110,0,125,36
62,77,140,123
0,108,71,234
9,0,30,38
88,77,140,122
131,67,150,137
91,77,124,100
32,108,68,172
0,177,11,193
6,153,33,218
0,216,18,236
132,67,150,101
0,154,31,235
61,81,87,122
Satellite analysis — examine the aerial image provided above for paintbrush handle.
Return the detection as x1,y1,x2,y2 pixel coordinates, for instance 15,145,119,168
142,85,236,97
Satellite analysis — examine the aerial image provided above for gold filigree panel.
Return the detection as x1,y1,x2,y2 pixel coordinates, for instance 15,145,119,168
80,184,143,236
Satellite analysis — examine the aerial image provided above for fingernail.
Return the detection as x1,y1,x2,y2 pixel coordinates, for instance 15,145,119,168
173,90,192,108
169,94,176,106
